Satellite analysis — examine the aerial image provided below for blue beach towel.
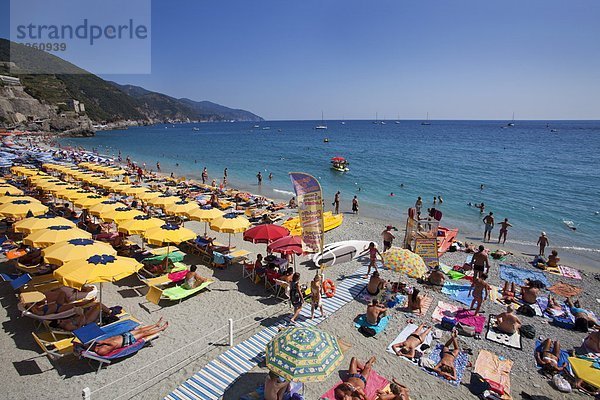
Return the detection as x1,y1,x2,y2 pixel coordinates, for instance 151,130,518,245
535,340,573,375
441,283,473,306
499,264,549,287
421,344,468,387
354,315,390,335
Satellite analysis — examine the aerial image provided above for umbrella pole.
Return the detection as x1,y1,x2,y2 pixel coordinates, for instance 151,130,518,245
228,233,231,249
204,221,207,237
99,282,103,325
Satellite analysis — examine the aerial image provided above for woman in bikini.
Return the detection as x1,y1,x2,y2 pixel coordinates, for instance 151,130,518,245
334,356,376,400
376,378,410,400
501,281,516,303
535,338,564,374
391,322,432,359
433,331,460,381
91,319,169,356
367,271,385,296
363,242,382,279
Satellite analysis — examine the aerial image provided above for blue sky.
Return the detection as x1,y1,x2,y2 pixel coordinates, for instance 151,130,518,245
2,0,600,120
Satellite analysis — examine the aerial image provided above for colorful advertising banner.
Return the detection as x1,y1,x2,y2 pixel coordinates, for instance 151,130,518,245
288,172,324,254
414,237,439,269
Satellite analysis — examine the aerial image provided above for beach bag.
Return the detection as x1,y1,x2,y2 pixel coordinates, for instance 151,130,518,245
456,322,476,337
552,374,571,393
485,379,505,396
358,325,376,337
468,373,490,395
441,317,457,330
520,324,536,339
517,304,535,317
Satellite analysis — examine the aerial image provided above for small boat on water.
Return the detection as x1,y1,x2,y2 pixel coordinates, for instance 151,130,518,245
330,156,349,172
421,112,431,126
262,126,271,130
192,127,200,131
315,111,328,130
253,125,260,129
507,112,515,127
563,220,577,231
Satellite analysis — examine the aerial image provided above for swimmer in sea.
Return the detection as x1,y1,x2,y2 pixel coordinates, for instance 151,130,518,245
390,192,395,197
400,183,404,188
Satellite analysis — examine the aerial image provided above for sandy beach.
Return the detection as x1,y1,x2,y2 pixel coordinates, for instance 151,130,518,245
0,144,599,400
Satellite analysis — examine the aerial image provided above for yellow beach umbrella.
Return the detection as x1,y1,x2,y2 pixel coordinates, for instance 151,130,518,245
11,166,38,176
210,213,250,247
147,194,181,208
188,207,224,236
99,180,124,191
0,184,24,195
135,190,162,202
54,253,143,323
381,247,428,278
109,182,133,194
61,189,93,202
74,194,109,209
100,206,145,223
117,215,165,235
165,200,200,216
43,238,117,266
121,185,149,197
88,200,124,217
0,195,41,205
102,167,125,176
14,215,76,234
143,223,196,246
35,179,62,191
0,199,48,218
45,182,72,194
23,225,92,248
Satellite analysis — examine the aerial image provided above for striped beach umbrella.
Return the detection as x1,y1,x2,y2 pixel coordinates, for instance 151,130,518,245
381,247,427,278
265,327,344,382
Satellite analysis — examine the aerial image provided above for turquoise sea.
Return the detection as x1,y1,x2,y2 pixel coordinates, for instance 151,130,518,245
59,120,600,267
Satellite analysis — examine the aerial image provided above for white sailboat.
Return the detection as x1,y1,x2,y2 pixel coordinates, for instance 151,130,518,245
395,113,400,124
315,111,327,130
507,113,515,127
421,112,431,126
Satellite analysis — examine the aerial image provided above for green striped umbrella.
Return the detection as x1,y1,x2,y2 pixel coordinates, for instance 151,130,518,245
265,327,343,382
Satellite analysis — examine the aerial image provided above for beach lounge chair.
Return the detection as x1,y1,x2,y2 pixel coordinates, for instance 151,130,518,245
17,289,98,324
273,278,290,301
1,272,59,293
73,319,156,372
242,261,255,280
32,331,74,360
145,280,214,305
138,265,188,287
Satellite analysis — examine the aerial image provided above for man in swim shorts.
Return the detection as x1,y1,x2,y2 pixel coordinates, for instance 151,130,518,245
381,226,396,252
470,245,489,279
482,212,494,242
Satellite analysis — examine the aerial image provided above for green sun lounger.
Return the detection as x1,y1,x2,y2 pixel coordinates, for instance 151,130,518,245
146,280,214,305
143,250,185,265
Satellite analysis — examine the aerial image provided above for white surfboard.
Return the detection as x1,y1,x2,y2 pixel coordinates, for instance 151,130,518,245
313,240,376,267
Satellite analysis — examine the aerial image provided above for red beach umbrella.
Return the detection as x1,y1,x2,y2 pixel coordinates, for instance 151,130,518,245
243,224,290,244
267,235,303,255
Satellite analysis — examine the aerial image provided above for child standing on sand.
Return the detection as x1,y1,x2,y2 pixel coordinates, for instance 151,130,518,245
468,273,491,315
310,273,325,319
364,242,383,278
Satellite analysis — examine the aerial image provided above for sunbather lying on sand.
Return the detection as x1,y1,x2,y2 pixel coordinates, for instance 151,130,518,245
426,266,445,286
544,295,564,316
433,331,460,381
501,281,516,303
567,297,599,332
264,371,289,400
392,321,431,359
535,338,565,374
334,356,376,400
376,378,410,400
496,305,522,334
91,319,168,356
521,280,541,304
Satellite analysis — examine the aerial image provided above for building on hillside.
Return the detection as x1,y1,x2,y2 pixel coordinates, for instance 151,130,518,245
0,74,21,86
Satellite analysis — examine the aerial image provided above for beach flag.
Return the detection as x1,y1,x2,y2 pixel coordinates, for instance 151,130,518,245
288,172,324,253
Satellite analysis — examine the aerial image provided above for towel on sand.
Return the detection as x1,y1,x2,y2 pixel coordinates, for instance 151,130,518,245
474,349,513,397
454,309,486,334
386,323,433,361
320,369,389,400
549,282,583,298
499,264,549,287
421,344,468,387
558,265,582,280
485,315,522,350
569,357,600,389
354,315,390,335
442,283,474,306
432,301,460,322
447,270,466,280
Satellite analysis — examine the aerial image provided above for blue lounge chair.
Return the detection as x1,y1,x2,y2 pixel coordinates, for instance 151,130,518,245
73,319,158,372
